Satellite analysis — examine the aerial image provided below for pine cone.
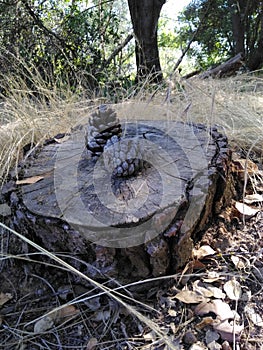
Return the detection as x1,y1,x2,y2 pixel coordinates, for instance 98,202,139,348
86,104,122,159
103,136,146,177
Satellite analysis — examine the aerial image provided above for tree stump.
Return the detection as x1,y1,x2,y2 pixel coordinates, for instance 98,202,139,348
1,115,232,281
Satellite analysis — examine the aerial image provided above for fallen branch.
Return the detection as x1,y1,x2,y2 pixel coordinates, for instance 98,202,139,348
182,69,201,79
199,52,244,79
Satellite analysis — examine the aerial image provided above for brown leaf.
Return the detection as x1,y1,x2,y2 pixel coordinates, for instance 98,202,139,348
192,260,206,269
232,158,258,174
34,305,79,333
174,290,207,304
16,171,53,185
221,341,232,350
219,203,240,222
0,292,12,307
192,280,214,298
16,175,44,185
195,316,214,330
203,284,226,299
56,305,80,323
193,245,216,259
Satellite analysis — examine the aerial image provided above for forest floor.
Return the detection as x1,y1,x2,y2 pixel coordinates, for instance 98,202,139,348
0,73,263,350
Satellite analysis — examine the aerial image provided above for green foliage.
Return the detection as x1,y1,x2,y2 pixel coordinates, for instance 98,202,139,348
176,0,231,69
158,19,178,49
177,0,263,70
0,0,133,95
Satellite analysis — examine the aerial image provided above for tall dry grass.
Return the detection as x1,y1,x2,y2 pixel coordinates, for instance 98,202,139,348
1,58,262,184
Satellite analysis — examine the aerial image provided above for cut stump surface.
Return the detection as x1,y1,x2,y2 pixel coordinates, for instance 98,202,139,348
2,120,232,280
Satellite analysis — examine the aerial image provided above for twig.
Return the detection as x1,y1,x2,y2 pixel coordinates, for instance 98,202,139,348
172,0,213,74
97,33,134,73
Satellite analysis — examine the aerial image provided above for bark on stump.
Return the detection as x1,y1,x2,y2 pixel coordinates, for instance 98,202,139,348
1,120,232,281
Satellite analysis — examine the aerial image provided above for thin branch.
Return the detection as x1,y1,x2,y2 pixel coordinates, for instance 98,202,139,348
97,33,134,73
172,0,213,74
20,0,69,50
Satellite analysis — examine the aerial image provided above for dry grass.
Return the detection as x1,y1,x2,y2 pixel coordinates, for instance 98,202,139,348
1,66,263,183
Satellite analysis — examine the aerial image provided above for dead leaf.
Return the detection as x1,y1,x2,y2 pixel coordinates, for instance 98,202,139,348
0,292,12,306
244,193,263,204
223,279,242,301
192,280,214,298
255,175,263,192
56,305,80,322
195,316,214,330
85,337,98,350
235,201,259,218
245,306,263,327
232,158,259,174
34,305,79,333
192,281,225,299
187,341,207,349
34,315,54,333
193,245,216,259
168,309,177,317
143,330,156,341
219,201,243,222
192,260,206,269
16,175,44,185
202,272,224,283
231,255,250,270
178,261,194,285
174,290,207,304
194,299,236,320
92,310,111,322
205,285,226,299
212,319,244,342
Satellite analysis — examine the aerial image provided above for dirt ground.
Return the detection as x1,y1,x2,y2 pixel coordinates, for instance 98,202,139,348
0,148,262,350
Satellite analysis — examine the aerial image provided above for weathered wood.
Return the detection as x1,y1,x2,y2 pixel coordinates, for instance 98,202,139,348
200,52,244,79
1,120,232,281
182,69,202,79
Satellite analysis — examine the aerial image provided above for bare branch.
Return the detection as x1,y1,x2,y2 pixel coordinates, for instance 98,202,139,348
98,33,134,73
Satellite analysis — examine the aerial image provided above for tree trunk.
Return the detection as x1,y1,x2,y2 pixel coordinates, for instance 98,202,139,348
247,2,263,70
229,0,245,55
127,0,165,83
